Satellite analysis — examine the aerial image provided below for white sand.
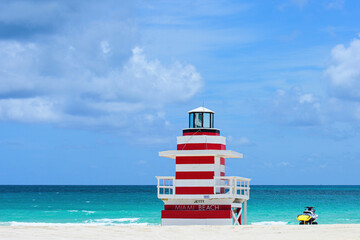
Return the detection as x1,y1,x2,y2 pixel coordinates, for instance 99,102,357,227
0,224,359,240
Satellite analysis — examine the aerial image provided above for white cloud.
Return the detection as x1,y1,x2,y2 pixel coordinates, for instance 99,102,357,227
278,0,308,10
227,136,253,146
267,36,360,137
0,98,60,122
291,0,308,8
117,47,202,103
326,0,345,9
0,1,203,132
299,93,315,103
272,87,323,126
325,36,360,100
100,40,111,54
237,137,252,146
278,161,290,167
0,1,62,24
0,44,202,127
136,160,148,165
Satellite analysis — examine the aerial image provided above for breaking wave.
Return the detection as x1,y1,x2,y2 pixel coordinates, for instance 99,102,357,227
85,218,147,225
251,221,288,225
0,218,149,226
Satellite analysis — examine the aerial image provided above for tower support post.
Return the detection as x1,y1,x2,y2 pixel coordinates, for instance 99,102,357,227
244,200,247,225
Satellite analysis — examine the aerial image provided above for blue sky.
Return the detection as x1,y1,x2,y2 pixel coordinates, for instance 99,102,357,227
1,0,360,185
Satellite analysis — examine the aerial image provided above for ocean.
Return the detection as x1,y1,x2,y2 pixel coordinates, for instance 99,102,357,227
0,185,359,226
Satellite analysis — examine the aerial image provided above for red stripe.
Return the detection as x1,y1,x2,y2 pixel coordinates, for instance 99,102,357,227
161,210,232,219
236,208,242,225
177,143,226,150
176,156,214,164
176,171,214,179
164,205,231,211
220,172,225,176
220,157,225,165
175,187,214,194
183,132,220,136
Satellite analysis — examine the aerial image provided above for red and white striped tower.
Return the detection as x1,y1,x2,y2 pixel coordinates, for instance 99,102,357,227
156,107,251,225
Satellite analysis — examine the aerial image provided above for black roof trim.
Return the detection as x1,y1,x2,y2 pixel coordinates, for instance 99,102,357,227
183,128,220,134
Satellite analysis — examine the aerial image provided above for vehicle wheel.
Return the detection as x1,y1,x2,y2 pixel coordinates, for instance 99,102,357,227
299,222,304,225
312,222,318,225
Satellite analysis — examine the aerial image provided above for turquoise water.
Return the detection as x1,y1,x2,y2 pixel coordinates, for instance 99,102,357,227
0,185,359,226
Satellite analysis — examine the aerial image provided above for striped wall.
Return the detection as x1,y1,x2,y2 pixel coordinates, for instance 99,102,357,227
164,205,231,210
161,202,239,225
161,210,232,218
161,218,232,225
160,131,235,225
175,156,225,195
177,135,226,150
161,208,233,225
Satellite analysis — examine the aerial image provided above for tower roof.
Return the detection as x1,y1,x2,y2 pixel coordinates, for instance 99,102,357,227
188,106,214,114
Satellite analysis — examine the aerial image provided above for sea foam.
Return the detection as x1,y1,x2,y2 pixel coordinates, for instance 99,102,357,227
0,218,149,226
85,218,146,225
251,221,288,225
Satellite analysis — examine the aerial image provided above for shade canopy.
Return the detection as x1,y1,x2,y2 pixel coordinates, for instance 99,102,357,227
188,107,214,114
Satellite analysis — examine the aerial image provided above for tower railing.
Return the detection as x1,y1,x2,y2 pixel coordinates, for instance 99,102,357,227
213,176,250,200
156,176,175,198
156,176,250,200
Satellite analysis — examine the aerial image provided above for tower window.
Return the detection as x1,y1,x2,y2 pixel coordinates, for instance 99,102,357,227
188,112,214,128
194,112,203,128
211,113,214,128
203,113,210,128
189,113,194,128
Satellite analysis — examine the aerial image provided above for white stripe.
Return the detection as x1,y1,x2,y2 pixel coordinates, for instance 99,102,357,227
220,165,225,173
162,218,232,226
177,136,226,145
175,179,214,187
215,157,220,177
159,150,243,159
176,164,215,172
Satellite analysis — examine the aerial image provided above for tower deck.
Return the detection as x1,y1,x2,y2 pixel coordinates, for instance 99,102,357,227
156,176,250,200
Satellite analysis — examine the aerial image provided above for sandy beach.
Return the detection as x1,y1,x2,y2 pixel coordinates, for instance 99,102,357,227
0,224,359,240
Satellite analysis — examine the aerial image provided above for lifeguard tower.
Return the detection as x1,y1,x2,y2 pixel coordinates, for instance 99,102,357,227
156,107,250,225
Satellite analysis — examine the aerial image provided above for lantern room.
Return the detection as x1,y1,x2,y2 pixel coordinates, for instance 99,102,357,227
188,107,215,129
